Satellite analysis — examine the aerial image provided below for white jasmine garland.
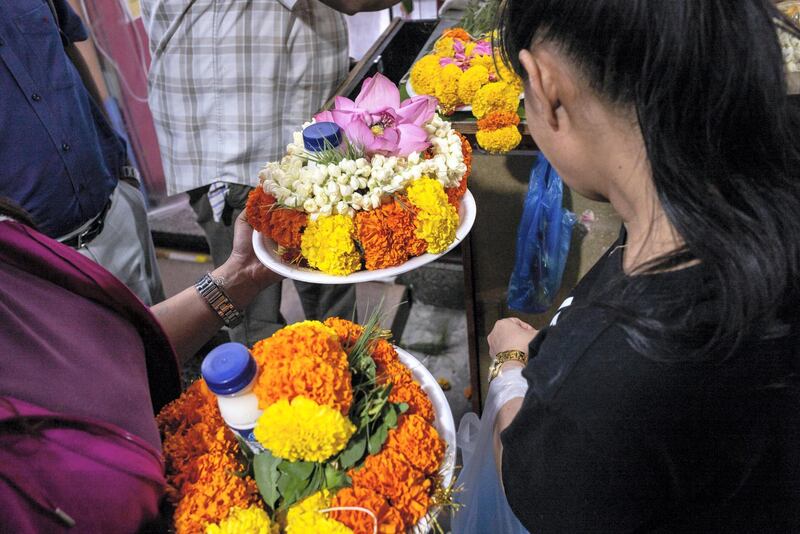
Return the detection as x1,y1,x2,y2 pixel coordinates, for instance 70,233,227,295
257,113,467,215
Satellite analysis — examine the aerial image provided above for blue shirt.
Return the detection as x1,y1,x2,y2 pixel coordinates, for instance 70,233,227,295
0,0,122,237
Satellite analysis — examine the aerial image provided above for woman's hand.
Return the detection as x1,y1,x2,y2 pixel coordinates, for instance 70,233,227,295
488,317,538,358
220,211,283,288
152,211,282,364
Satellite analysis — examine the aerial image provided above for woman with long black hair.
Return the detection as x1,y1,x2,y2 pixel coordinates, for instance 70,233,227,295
456,1,800,531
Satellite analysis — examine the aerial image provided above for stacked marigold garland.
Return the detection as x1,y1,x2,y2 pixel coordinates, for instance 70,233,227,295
158,317,450,534
409,27,523,153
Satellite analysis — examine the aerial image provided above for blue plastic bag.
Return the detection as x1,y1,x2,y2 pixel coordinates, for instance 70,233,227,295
508,155,576,313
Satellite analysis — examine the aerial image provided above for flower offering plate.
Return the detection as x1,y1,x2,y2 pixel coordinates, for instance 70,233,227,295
253,189,476,284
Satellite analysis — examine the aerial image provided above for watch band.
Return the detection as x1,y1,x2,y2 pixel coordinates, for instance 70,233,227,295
195,273,244,328
488,349,528,383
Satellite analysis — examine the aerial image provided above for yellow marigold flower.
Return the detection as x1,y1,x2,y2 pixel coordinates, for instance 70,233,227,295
434,63,463,114
469,53,494,72
457,65,490,105
471,81,519,119
476,124,522,153
406,178,458,253
254,396,356,462
414,204,459,254
464,41,477,57
409,55,440,96
433,36,455,58
206,506,277,534
286,490,354,534
301,214,361,275
492,57,524,93
406,177,449,213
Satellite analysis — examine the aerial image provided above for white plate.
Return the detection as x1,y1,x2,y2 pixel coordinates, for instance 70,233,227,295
395,346,457,534
253,190,476,284
406,79,524,113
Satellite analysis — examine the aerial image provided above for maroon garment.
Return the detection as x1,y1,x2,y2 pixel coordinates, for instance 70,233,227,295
0,220,181,532
0,397,166,533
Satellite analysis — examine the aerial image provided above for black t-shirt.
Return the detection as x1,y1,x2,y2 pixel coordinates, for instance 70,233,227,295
501,235,800,532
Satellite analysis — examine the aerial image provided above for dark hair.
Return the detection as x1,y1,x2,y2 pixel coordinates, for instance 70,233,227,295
0,197,37,229
498,1,800,360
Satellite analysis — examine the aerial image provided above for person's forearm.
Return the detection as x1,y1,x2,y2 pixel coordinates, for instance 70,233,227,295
66,0,110,101
151,262,275,364
492,361,526,479
318,0,400,16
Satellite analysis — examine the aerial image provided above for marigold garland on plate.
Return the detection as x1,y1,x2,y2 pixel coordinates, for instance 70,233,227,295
248,73,472,277
408,27,524,153
157,316,454,533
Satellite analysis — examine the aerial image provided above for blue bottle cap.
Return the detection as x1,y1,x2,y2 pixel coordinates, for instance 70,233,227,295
303,122,343,152
201,343,257,395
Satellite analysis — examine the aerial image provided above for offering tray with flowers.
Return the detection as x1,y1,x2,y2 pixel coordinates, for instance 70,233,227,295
248,73,475,282
405,27,525,153
157,316,456,533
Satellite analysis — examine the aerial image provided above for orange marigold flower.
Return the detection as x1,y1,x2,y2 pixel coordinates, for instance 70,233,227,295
331,486,404,534
254,356,353,415
158,380,240,502
251,322,353,414
442,27,471,41
355,204,406,271
245,187,275,235
390,378,435,422
348,448,426,502
385,414,445,475
324,317,365,350
371,339,399,367
172,441,260,533
476,110,520,131
355,199,428,270
390,477,432,527
269,208,307,249
457,130,473,177
387,200,428,257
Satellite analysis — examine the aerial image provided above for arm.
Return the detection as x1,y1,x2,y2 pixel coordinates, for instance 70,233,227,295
317,0,402,16
486,318,538,477
65,0,110,101
151,212,282,363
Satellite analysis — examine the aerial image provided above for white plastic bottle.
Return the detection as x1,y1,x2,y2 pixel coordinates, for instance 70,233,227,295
201,342,265,454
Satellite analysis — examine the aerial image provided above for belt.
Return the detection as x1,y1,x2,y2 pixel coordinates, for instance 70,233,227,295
58,196,113,249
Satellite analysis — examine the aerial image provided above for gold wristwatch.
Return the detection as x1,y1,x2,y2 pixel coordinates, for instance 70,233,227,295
488,350,528,383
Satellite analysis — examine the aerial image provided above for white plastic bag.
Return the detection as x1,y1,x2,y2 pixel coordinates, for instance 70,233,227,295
452,369,530,533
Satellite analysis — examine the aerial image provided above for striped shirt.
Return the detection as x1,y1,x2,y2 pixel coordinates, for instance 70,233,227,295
141,0,349,195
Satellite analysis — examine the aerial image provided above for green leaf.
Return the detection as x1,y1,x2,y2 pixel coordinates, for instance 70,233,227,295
339,431,367,469
277,473,306,508
253,451,282,510
278,460,315,480
368,423,389,455
401,0,413,14
384,406,398,428
324,465,350,490
397,402,409,413
275,461,324,509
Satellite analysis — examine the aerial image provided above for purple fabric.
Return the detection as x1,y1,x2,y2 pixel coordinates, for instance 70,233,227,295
0,396,165,533
0,220,182,531
0,220,180,415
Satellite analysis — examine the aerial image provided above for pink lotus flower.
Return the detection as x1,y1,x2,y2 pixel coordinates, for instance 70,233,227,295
439,38,493,71
314,73,437,157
